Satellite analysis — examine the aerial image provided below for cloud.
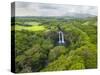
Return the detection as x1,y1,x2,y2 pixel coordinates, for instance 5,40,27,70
15,2,97,16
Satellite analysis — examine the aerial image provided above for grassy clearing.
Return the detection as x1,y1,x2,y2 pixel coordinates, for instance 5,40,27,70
15,25,46,31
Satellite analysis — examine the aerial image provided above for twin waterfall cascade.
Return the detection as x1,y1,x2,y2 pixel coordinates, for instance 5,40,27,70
58,31,65,44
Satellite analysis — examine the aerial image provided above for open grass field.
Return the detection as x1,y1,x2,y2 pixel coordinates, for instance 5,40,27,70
15,25,46,31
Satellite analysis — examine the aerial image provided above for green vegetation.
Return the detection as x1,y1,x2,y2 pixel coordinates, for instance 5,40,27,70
15,25,46,31
11,16,97,73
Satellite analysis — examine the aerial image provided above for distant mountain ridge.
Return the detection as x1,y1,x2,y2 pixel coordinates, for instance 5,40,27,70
14,13,96,19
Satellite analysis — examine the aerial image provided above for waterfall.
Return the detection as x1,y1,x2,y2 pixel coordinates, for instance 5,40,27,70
61,31,65,44
58,31,62,44
58,31,65,44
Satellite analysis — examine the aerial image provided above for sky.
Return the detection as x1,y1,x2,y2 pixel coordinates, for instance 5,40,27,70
14,1,98,17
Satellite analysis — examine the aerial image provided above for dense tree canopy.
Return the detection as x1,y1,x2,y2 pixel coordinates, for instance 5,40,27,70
12,16,97,73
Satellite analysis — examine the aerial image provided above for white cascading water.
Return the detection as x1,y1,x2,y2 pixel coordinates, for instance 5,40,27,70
61,31,65,44
58,31,65,44
58,31,61,44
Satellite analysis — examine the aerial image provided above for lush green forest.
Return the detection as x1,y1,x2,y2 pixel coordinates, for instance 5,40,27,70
11,16,97,73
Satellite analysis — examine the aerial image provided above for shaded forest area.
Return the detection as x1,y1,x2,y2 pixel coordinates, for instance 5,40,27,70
11,16,97,73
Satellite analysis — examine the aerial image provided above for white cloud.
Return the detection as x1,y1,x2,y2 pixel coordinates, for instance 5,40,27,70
15,2,97,16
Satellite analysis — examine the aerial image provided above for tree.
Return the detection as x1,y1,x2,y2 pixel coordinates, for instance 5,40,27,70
48,46,67,62
41,39,53,50
68,44,97,69
41,55,69,71
69,63,85,70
